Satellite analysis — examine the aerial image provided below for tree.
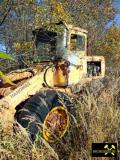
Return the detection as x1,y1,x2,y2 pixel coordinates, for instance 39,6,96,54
0,51,15,84
97,25,120,67
0,0,70,68
0,0,118,69
64,0,116,55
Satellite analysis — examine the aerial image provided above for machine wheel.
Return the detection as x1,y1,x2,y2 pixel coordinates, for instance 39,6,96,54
15,90,75,142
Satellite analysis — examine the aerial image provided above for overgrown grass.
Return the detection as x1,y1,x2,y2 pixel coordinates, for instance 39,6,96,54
0,76,120,160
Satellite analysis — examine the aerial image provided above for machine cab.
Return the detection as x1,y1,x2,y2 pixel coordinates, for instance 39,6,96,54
32,22,87,58
65,23,87,57
33,22,105,86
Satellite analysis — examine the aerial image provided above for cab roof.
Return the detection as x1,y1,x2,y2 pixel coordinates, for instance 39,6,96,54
34,21,88,34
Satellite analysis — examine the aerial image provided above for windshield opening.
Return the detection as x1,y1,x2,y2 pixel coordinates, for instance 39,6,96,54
34,30,57,59
70,34,85,51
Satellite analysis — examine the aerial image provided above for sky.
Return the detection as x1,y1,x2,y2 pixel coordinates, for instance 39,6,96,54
114,0,120,25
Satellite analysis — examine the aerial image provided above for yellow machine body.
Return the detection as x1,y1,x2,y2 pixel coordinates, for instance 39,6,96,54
0,22,105,142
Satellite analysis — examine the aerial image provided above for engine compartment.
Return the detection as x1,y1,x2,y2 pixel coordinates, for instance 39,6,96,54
87,61,101,77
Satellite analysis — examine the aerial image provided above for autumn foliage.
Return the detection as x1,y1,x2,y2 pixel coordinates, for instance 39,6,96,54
97,25,120,67
0,0,119,66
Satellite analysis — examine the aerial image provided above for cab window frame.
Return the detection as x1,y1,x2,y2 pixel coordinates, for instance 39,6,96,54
70,33,86,51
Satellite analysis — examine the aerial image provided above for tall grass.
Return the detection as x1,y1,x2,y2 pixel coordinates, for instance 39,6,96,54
0,76,120,160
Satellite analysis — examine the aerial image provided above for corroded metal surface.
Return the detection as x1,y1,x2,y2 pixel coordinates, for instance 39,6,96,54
43,106,70,142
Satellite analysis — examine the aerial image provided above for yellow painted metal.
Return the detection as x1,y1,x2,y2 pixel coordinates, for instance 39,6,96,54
0,22,106,137
0,71,45,125
43,106,70,142
53,61,68,87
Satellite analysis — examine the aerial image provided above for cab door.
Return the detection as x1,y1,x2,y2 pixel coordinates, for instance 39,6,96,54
66,30,87,85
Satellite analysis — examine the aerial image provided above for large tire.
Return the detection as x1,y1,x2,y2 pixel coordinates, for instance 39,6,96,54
15,90,75,142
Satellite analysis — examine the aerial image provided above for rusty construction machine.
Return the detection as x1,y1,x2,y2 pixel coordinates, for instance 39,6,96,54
0,22,105,142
